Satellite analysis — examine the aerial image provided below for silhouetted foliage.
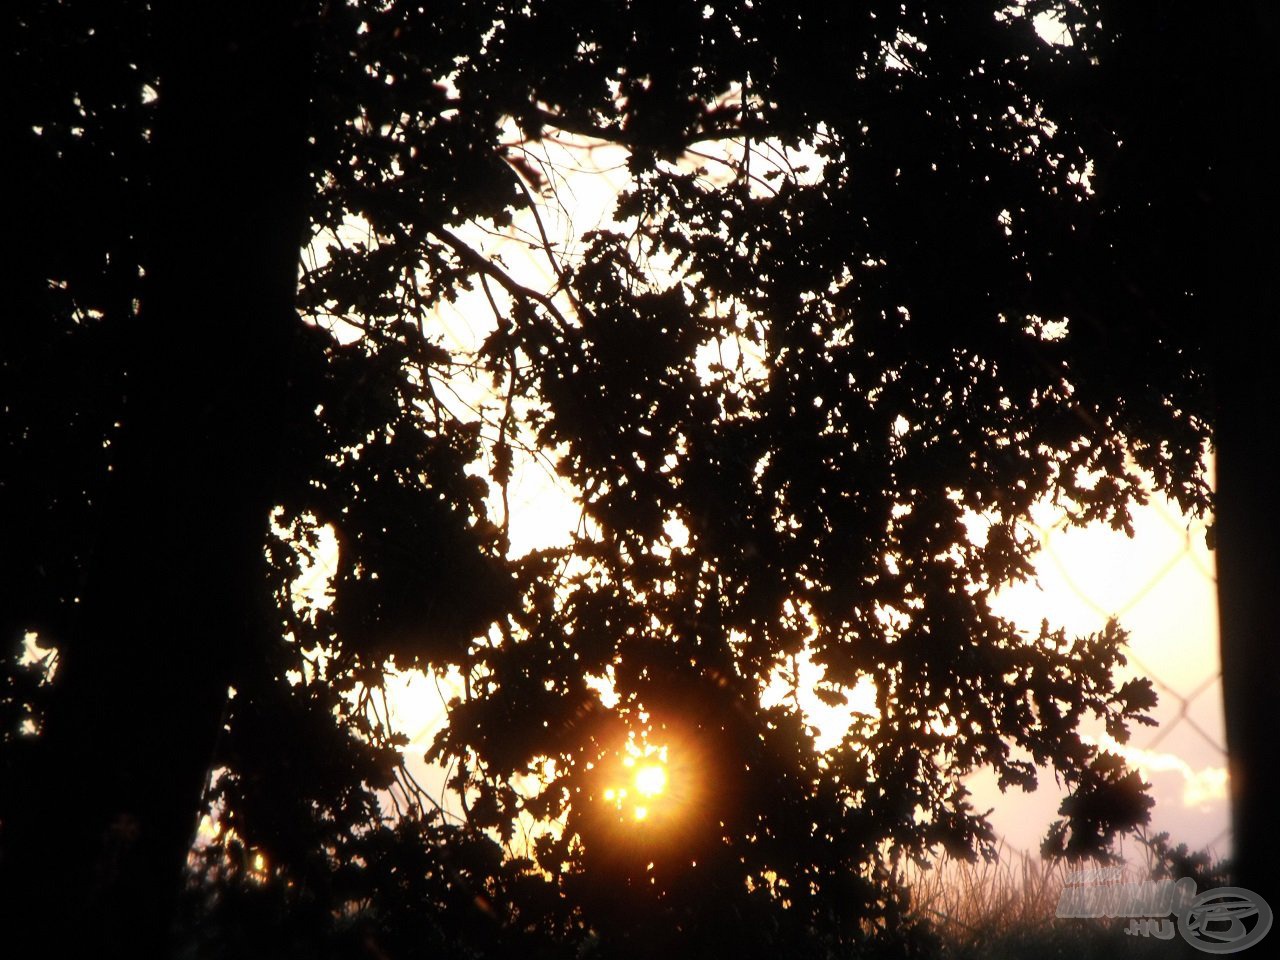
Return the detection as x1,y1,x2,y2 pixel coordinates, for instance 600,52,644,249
2,1,1233,957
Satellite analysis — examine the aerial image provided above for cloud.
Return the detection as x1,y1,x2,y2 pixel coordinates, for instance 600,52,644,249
1085,732,1228,810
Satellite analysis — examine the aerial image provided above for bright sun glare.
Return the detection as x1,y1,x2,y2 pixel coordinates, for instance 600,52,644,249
604,749,672,822
635,764,667,797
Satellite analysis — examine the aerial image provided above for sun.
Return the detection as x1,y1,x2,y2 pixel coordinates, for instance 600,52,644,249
635,763,667,798
602,744,675,822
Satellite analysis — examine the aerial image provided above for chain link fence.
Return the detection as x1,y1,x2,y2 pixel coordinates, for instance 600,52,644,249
958,474,1230,875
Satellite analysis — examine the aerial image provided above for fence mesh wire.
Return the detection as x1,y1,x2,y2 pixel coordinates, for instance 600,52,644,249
998,482,1227,858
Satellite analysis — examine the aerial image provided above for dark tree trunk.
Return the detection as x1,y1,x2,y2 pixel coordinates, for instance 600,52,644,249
1,4,312,955
1213,0,1280,913
1216,331,1280,913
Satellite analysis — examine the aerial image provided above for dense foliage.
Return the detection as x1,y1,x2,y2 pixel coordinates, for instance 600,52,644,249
3,2,1225,957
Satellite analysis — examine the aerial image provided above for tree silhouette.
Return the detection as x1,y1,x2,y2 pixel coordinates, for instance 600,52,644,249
3,1,1251,957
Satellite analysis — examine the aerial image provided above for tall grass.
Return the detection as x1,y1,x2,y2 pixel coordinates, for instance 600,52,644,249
898,833,1231,959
